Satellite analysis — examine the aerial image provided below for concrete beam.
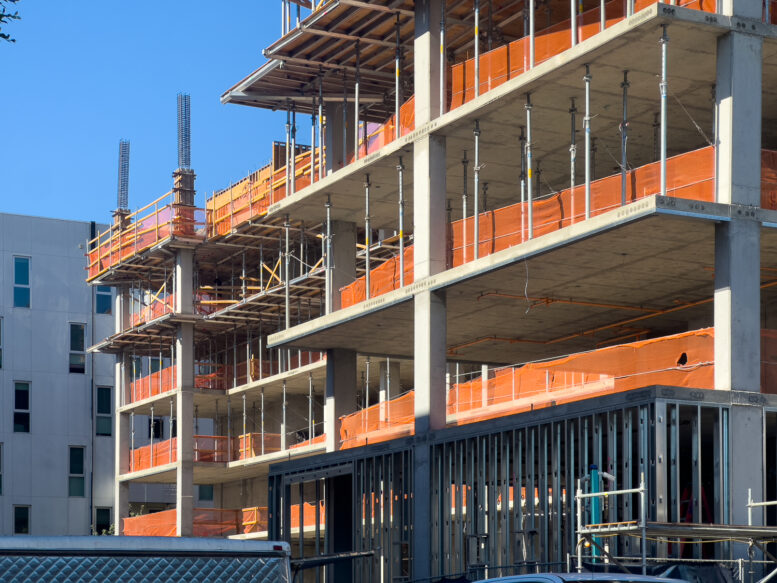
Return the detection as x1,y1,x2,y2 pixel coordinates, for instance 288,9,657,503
324,348,358,451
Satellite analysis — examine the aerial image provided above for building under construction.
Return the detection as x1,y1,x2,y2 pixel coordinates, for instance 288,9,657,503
88,0,777,580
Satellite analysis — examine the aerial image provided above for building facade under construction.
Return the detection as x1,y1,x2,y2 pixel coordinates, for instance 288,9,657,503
88,0,777,580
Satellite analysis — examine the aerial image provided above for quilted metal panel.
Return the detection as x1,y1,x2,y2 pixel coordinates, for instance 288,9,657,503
0,554,290,583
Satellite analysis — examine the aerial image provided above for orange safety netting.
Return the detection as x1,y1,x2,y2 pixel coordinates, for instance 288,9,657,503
124,508,243,537
341,246,414,309
87,196,206,281
290,501,326,531
340,329,718,449
449,0,715,112
341,146,719,307
207,144,321,238
193,435,230,463
289,433,327,449
126,362,230,404
132,438,178,471
352,96,416,161
131,294,175,327
241,506,269,534
233,432,282,459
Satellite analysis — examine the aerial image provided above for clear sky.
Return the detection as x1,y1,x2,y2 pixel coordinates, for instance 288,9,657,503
0,2,291,225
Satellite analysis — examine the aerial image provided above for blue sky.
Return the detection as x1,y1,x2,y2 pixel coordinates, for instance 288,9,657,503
0,2,292,224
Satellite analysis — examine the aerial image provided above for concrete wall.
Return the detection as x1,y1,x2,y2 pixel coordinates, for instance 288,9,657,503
0,213,116,535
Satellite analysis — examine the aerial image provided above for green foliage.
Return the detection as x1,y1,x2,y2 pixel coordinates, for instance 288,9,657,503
0,0,20,44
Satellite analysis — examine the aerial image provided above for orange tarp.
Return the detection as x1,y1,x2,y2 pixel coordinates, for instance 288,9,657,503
341,246,414,309
233,432,282,459
127,362,230,404
340,329,717,449
132,438,177,471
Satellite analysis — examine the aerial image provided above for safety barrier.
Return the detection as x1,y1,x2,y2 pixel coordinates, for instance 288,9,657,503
131,438,178,471
342,146,720,308
340,329,721,449
353,96,415,161
289,433,326,449
207,143,319,238
123,502,326,537
233,432,282,459
126,362,230,404
87,192,206,282
449,0,715,112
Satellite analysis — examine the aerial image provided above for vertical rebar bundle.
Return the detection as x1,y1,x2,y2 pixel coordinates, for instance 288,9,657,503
117,140,130,211
177,93,191,170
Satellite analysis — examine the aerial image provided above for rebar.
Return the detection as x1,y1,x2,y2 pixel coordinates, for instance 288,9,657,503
177,93,191,170
117,140,130,211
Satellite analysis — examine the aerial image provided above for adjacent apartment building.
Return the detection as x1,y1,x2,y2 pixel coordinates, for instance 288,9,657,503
0,213,115,535
90,0,777,580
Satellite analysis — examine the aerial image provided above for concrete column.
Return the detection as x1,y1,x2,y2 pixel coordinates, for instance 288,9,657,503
720,0,761,18
175,322,194,536
324,102,354,174
414,290,447,434
414,0,443,125
114,352,131,534
324,348,357,451
115,286,130,336
175,248,194,314
327,220,356,312
413,135,448,280
715,32,762,208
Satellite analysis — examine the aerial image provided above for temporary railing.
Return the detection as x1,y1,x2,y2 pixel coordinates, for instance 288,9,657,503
123,502,326,537
126,362,230,405
131,438,178,471
233,432,282,460
341,146,720,308
448,0,715,113
207,143,319,238
339,329,717,449
86,191,206,282
289,433,326,449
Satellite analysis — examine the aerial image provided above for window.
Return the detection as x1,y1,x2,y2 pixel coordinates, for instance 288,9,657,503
96,387,112,436
13,257,30,308
13,382,30,433
148,418,162,439
95,286,112,315
199,485,214,502
69,446,85,497
13,506,29,534
94,507,112,535
69,323,86,374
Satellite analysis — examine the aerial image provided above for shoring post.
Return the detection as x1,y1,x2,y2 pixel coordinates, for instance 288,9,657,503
260,387,265,455
395,14,401,140
318,76,324,180
584,65,592,219
149,404,155,462
169,397,174,463
325,196,333,314
130,411,135,471
570,98,577,222
473,121,481,258
440,4,446,115
475,0,481,97
520,128,526,236
659,25,669,197
342,71,348,167
398,156,406,287
526,94,534,239
462,150,469,262
284,216,291,330
364,174,371,298
311,96,316,184
291,103,297,194
600,0,606,31
285,102,291,198
242,394,247,457
571,0,578,46
308,372,314,438
621,71,630,206
281,381,287,450
529,0,536,68
354,40,361,161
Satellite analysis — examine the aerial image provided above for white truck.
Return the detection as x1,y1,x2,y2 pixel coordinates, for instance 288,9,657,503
0,536,291,582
